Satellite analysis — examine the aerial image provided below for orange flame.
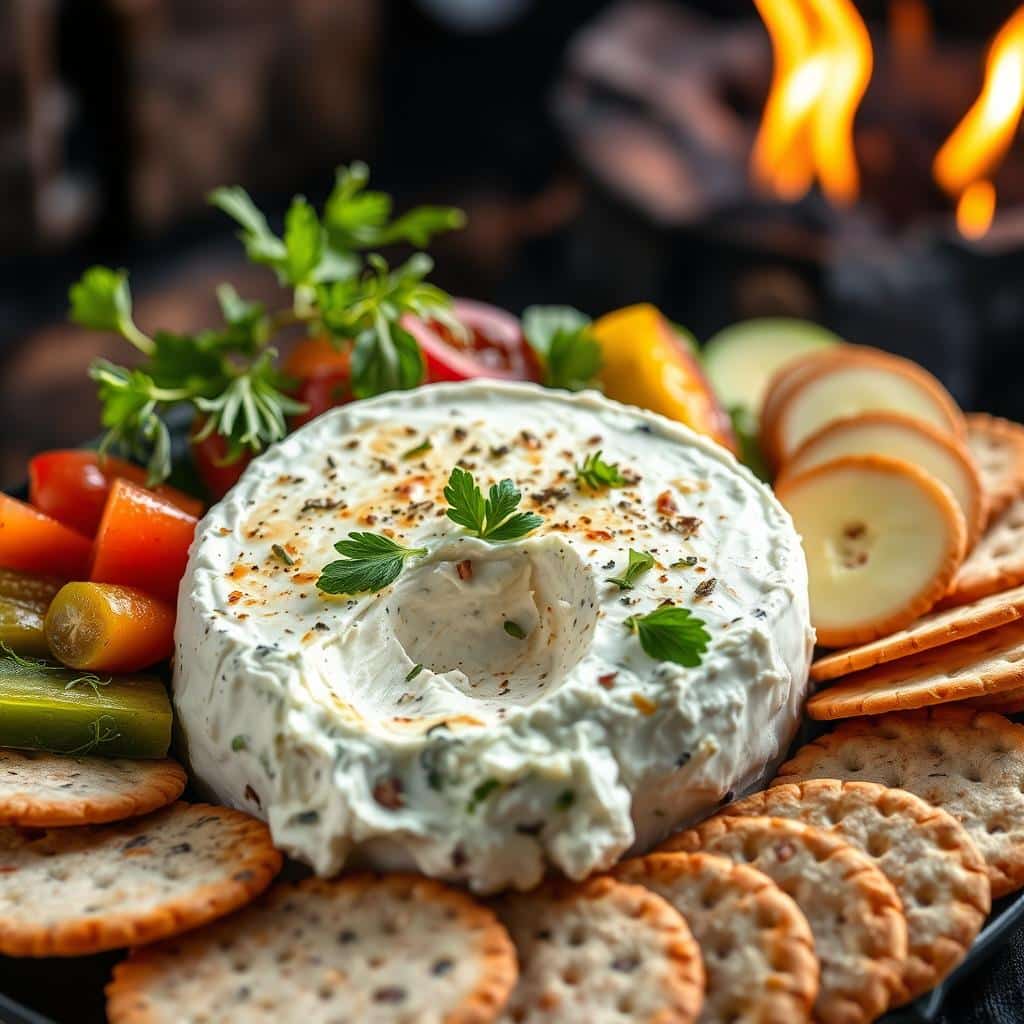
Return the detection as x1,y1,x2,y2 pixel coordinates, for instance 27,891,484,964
752,0,873,206
934,7,1024,238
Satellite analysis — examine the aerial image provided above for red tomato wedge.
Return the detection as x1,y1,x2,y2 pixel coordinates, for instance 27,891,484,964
91,479,199,605
403,299,541,383
29,450,203,536
284,337,353,428
190,422,251,502
0,494,93,579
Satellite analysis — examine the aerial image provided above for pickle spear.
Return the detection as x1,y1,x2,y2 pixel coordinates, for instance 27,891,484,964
0,654,172,758
0,569,65,656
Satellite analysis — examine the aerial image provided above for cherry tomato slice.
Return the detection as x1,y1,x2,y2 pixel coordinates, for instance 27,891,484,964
404,299,541,383
0,494,93,579
91,479,199,605
190,422,251,501
29,450,203,536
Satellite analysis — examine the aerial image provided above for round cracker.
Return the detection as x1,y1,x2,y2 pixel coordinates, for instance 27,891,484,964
613,851,818,1023
722,780,990,1003
492,875,704,1024
942,491,1024,607
0,801,281,956
775,707,1024,897
108,873,516,1024
966,413,1024,525
811,583,1024,682
807,618,1024,720
658,816,907,1024
962,683,1024,714
0,749,186,827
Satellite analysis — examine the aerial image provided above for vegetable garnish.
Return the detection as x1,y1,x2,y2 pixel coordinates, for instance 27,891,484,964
444,467,543,542
522,306,603,391
271,544,295,566
623,606,710,667
402,439,433,460
71,163,464,485
405,663,425,682
317,533,427,595
575,450,627,491
606,549,656,590
467,777,500,813
503,620,527,640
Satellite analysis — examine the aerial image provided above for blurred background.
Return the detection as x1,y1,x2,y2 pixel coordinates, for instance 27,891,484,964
2,0,1024,489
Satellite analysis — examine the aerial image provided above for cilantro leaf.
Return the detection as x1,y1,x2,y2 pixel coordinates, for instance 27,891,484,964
576,451,626,490
317,532,427,595
624,606,710,667
283,196,324,287
209,186,287,267
522,305,602,391
444,468,543,541
69,267,153,354
606,549,655,590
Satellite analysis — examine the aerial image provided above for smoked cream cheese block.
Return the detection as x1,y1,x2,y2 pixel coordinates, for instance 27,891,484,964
173,382,813,892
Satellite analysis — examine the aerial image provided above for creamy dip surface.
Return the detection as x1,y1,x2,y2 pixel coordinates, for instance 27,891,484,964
174,381,814,891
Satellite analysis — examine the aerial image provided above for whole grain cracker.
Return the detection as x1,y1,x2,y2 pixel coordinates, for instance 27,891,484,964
492,875,704,1024
966,413,1024,525
806,618,1024,720
0,749,186,827
811,583,1024,683
0,801,281,956
108,873,516,1024
613,851,818,1024
722,780,989,1003
942,492,1024,607
775,707,1024,897
658,815,907,1024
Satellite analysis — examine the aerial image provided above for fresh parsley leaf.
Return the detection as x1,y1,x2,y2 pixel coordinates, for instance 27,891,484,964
444,468,542,541
576,451,626,490
216,285,268,352
522,305,602,391
351,322,424,399
209,185,287,268
69,267,154,354
317,532,427,595
623,606,710,667
283,196,324,287
606,549,655,590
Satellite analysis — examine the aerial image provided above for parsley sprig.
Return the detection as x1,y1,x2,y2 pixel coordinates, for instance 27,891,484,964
444,467,543,541
576,451,626,490
606,549,655,590
71,164,464,485
317,533,427,595
522,305,603,391
624,606,710,667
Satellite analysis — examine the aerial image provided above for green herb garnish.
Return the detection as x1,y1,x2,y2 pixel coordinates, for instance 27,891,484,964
402,439,433,460
672,556,699,569
555,789,575,811
405,663,425,682
231,735,249,752
317,533,427,595
65,715,122,757
623,606,710,667
606,549,655,590
0,643,59,672
64,673,112,699
444,467,543,542
271,544,294,566
575,451,626,490
467,777,500,813
503,620,527,640
522,305,603,391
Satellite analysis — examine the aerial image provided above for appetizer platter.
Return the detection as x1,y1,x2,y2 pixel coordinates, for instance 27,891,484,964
3,166,1024,1023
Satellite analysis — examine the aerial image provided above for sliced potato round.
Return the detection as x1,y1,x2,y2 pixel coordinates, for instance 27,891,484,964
703,318,841,421
779,412,985,550
769,350,964,466
776,454,967,648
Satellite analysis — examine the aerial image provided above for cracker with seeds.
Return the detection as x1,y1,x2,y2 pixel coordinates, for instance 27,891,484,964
0,801,281,956
806,619,1024,720
811,584,1024,683
659,816,907,1024
614,852,818,1024
942,492,1024,607
108,873,516,1024
0,749,186,827
492,875,704,1024
775,707,1024,897
966,413,1024,525
723,780,989,1002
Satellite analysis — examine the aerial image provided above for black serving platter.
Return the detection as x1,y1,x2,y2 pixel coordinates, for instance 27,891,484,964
1,422,1023,1024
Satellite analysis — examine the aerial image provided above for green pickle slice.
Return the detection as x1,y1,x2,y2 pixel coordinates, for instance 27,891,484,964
0,655,172,759
0,569,66,656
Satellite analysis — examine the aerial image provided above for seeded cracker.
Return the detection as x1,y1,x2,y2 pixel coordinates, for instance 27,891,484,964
659,816,907,1024
942,491,1024,607
614,851,818,1023
492,875,704,1024
723,780,990,1002
966,413,1024,525
0,749,186,826
108,874,517,1024
776,707,1024,897
0,802,281,956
